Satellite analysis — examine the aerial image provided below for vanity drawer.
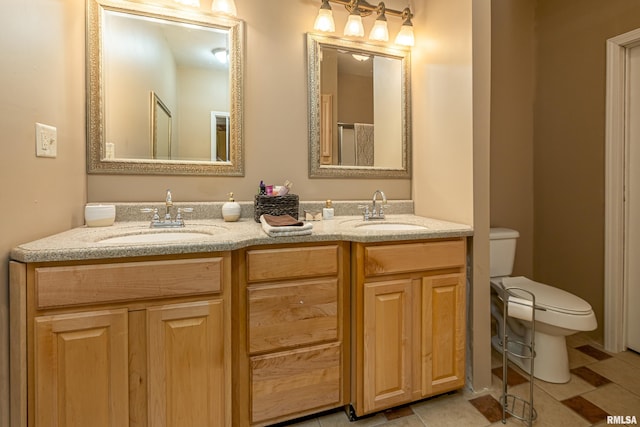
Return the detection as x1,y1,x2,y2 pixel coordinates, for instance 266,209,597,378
250,342,342,424
35,258,224,308
248,278,338,354
364,239,465,277
246,245,339,282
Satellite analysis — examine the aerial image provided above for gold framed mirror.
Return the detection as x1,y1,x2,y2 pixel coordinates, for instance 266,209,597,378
307,33,411,179
87,0,245,175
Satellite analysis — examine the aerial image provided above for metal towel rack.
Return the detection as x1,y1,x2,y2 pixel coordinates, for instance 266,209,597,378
500,286,538,426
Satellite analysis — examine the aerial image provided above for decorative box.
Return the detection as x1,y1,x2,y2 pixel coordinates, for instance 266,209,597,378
254,194,299,222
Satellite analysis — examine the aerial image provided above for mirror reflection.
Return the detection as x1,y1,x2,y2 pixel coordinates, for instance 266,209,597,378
87,0,244,175
307,33,411,179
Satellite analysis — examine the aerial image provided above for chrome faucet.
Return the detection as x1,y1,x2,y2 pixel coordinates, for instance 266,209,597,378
360,190,387,221
141,189,192,228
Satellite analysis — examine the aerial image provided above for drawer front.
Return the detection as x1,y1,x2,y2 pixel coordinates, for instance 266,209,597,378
250,342,342,424
35,258,224,308
364,239,465,277
248,278,338,354
246,245,339,282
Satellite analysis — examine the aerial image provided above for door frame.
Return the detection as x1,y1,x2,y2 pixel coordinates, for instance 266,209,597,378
604,28,640,352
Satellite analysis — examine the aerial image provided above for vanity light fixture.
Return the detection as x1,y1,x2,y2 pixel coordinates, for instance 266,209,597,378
314,0,336,32
368,3,388,42
343,5,365,37
211,0,237,16
394,8,415,46
313,0,414,46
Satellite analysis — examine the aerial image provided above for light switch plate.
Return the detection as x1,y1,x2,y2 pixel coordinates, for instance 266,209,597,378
36,122,57,158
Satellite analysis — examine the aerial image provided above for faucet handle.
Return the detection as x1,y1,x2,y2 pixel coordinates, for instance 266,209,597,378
358,204,371,220
175,207,193,222
140,207,160,221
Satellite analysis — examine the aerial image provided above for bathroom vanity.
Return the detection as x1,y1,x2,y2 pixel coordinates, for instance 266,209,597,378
9,213,471,427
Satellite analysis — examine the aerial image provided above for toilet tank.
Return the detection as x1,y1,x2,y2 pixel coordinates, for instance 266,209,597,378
489,227,520,277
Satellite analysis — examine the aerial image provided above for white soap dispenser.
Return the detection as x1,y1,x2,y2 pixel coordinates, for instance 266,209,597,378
222,192,241,222
322,199,334,220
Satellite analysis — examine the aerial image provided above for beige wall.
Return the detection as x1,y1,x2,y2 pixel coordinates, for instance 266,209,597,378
533,0,640,341
490,0,535,278
0,1,88,425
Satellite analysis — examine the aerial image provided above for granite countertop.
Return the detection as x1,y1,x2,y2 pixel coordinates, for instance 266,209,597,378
11,208,473,263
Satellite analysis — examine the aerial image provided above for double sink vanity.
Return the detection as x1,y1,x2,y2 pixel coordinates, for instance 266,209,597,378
9,202,472,427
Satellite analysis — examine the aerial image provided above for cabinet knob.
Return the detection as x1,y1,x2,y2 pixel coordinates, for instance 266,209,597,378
299,300,304,305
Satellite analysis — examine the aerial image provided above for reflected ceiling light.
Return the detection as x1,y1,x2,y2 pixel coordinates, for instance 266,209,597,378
312,1,414,47
174,0,200,6
211,0,237,16
212,48,228,64
314,0,336,32
368,3,388,42
394,8,415,47
352,53,370,61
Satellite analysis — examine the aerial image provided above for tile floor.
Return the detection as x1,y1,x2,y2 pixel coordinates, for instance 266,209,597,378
281,334,640,426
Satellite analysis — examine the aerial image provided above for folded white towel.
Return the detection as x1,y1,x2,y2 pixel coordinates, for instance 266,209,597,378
260,215,313,237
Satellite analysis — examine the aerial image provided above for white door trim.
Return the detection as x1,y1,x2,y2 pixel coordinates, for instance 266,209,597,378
604,28,640,352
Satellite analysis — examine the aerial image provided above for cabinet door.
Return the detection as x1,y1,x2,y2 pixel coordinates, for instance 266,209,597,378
420,273,465,396
362,279,413,414
147,300,227,427
34,309,129,427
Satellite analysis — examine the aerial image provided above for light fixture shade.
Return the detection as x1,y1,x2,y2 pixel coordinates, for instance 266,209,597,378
212,48,228,64
211,0,237,16
174,0,200,6
314,9,335,32
395,23,414,46
344,14,365,37
369,19,389,42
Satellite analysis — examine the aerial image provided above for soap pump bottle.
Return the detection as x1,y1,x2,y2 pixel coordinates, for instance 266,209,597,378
322,200,334,220
222,192,241,222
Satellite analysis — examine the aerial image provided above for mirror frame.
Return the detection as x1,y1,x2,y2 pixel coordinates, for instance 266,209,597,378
307,33,411,179
87,0,245,176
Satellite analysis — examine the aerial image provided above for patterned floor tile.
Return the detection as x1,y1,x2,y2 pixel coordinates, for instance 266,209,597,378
469,394,508,424
492,366,529,387
561,396,609,424
575,345,612,361
570,366,611,387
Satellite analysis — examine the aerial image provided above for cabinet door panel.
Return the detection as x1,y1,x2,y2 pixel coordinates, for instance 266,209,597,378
248,278,338,353
421,274,465,396
147,300,226,427
362,279,412,413
34,309,129,427
250,342,341,424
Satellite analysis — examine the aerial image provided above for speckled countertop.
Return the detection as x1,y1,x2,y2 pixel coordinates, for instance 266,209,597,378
10,201,473,263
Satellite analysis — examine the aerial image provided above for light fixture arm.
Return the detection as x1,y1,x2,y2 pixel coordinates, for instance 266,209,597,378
326,0,410,20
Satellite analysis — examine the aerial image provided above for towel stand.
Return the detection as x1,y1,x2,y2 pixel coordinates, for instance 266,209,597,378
500,286,537,426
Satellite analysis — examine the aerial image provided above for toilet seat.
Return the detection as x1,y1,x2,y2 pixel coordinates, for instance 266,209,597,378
497,276,592,315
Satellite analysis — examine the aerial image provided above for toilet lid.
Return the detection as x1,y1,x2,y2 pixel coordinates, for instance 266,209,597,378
497,276,593,315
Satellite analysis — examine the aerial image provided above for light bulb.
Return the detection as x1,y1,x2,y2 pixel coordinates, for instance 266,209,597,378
211,0,237,16
395,24,414,46
314,9,335,32
369,19,389,41
344,13,364,37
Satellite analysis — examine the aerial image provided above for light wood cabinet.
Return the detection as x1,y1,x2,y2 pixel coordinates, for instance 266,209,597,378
234,242,350,426
10,254,231,427
352,239,466,417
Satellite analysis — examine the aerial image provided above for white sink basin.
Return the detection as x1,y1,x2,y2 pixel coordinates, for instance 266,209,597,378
98,231,215,244
356,223,427,231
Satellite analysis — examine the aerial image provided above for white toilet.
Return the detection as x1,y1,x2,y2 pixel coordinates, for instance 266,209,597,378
489,227,597,383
